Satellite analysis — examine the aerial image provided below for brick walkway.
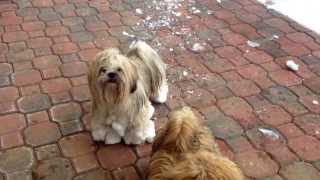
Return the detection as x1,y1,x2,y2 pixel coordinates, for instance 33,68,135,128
1,0,320,179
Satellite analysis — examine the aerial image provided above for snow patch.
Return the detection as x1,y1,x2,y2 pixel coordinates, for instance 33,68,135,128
191,43,205,52
257,0,320,34
135,8,143,14
247,40,260,48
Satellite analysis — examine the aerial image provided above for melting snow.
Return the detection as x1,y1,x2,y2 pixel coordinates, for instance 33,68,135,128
258,128,280,140
191,43,205,52
286,60,299,71
122,31,135,38
247,40,260,47
135,8,143,14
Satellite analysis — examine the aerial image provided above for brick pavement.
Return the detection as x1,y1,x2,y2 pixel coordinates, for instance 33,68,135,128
1,0,320,179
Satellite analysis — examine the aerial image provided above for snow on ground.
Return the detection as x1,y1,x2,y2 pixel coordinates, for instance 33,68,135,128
257,0,320,34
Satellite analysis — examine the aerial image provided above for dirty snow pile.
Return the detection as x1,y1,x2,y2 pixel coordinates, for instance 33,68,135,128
257,0,320,34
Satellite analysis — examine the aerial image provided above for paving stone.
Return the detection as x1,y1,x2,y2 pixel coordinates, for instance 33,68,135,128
3,31,28,43
97,144,137,170
0,86,19,103
24,122,61,147
7,49,34,62
304,77,320,94
217,97,258,129
59,119,84,135
41,78,72,93
78,48,100,61
226,136,255,153
0,131,24,149
200,106,243,139
136,157,150,178
50,102,82,123
277,123,305,139
73,169,112,180
269,70,302,87
280,162,320,180
135,144,152,158
7,170,33,180
227,80,261,97
12,69,42,86
70,31,94,43
257,105,292,126
60,61,88,77
0,147,34,173
288,135,320,161
295,114,320,138
35,144,61,160
39,11,60,21
33,55,61,69
17,94,51,113
0,76,10,87
246,126,286,150
235,150,279,178
112,166,140,180
32,158,74,180
72,153,99,173
59,133,96,158
0,113,26,135
265,145,299,166
52,42,79,55
262,86,308,115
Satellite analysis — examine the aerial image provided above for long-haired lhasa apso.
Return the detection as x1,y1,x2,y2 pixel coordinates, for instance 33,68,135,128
148,107,244,180
88,41,168,145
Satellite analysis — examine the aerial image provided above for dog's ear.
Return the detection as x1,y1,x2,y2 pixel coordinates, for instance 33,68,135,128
130,80,137,93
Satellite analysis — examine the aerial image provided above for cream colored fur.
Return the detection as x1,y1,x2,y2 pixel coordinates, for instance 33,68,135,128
88,41,167,144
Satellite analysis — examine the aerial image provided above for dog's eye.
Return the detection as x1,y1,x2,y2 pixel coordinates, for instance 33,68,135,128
117,68,122,72
99,68,106,74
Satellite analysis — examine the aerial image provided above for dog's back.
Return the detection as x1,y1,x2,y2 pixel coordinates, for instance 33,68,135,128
148,107,243,180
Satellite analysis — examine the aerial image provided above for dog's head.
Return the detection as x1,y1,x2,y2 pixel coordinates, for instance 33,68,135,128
88,48,138,104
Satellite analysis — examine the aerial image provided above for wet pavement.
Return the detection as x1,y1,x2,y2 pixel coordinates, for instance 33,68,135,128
0,0,320,179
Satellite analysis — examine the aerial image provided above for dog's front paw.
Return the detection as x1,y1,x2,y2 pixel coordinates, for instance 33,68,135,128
145,121,156,143
92,128,107,141
105,130,121,144
124,130,144,145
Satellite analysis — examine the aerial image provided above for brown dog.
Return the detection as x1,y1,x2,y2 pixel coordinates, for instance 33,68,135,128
147,107,243,180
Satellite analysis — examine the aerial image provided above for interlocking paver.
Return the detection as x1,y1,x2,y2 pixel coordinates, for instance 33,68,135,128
0,0,320,179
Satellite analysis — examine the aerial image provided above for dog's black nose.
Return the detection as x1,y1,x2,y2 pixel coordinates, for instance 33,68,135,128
107,72,117,79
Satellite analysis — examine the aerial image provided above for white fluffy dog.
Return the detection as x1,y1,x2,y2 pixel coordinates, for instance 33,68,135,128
88,41,168,145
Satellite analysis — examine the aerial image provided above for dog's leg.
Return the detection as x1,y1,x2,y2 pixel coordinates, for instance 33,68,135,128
92,127,107,141
112,121,126,137
144,120,156,143
104,126,121,144
124,103,156,144
91,114,108,141
153,82,168,103
124,128,144,145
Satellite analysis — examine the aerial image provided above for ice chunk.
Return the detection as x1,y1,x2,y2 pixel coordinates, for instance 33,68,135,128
191,43,205,52
247,40,260,47
258,128,280,140
135,8,143,14
286,60,299,71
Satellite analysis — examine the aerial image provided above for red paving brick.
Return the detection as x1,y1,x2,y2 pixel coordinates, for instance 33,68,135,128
0,0,320,179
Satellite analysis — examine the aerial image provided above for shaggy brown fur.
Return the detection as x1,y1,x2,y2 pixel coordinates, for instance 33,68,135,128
147,107,244,180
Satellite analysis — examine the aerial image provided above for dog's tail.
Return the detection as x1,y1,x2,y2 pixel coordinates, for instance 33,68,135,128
127,41,166,95
153,106,208,153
